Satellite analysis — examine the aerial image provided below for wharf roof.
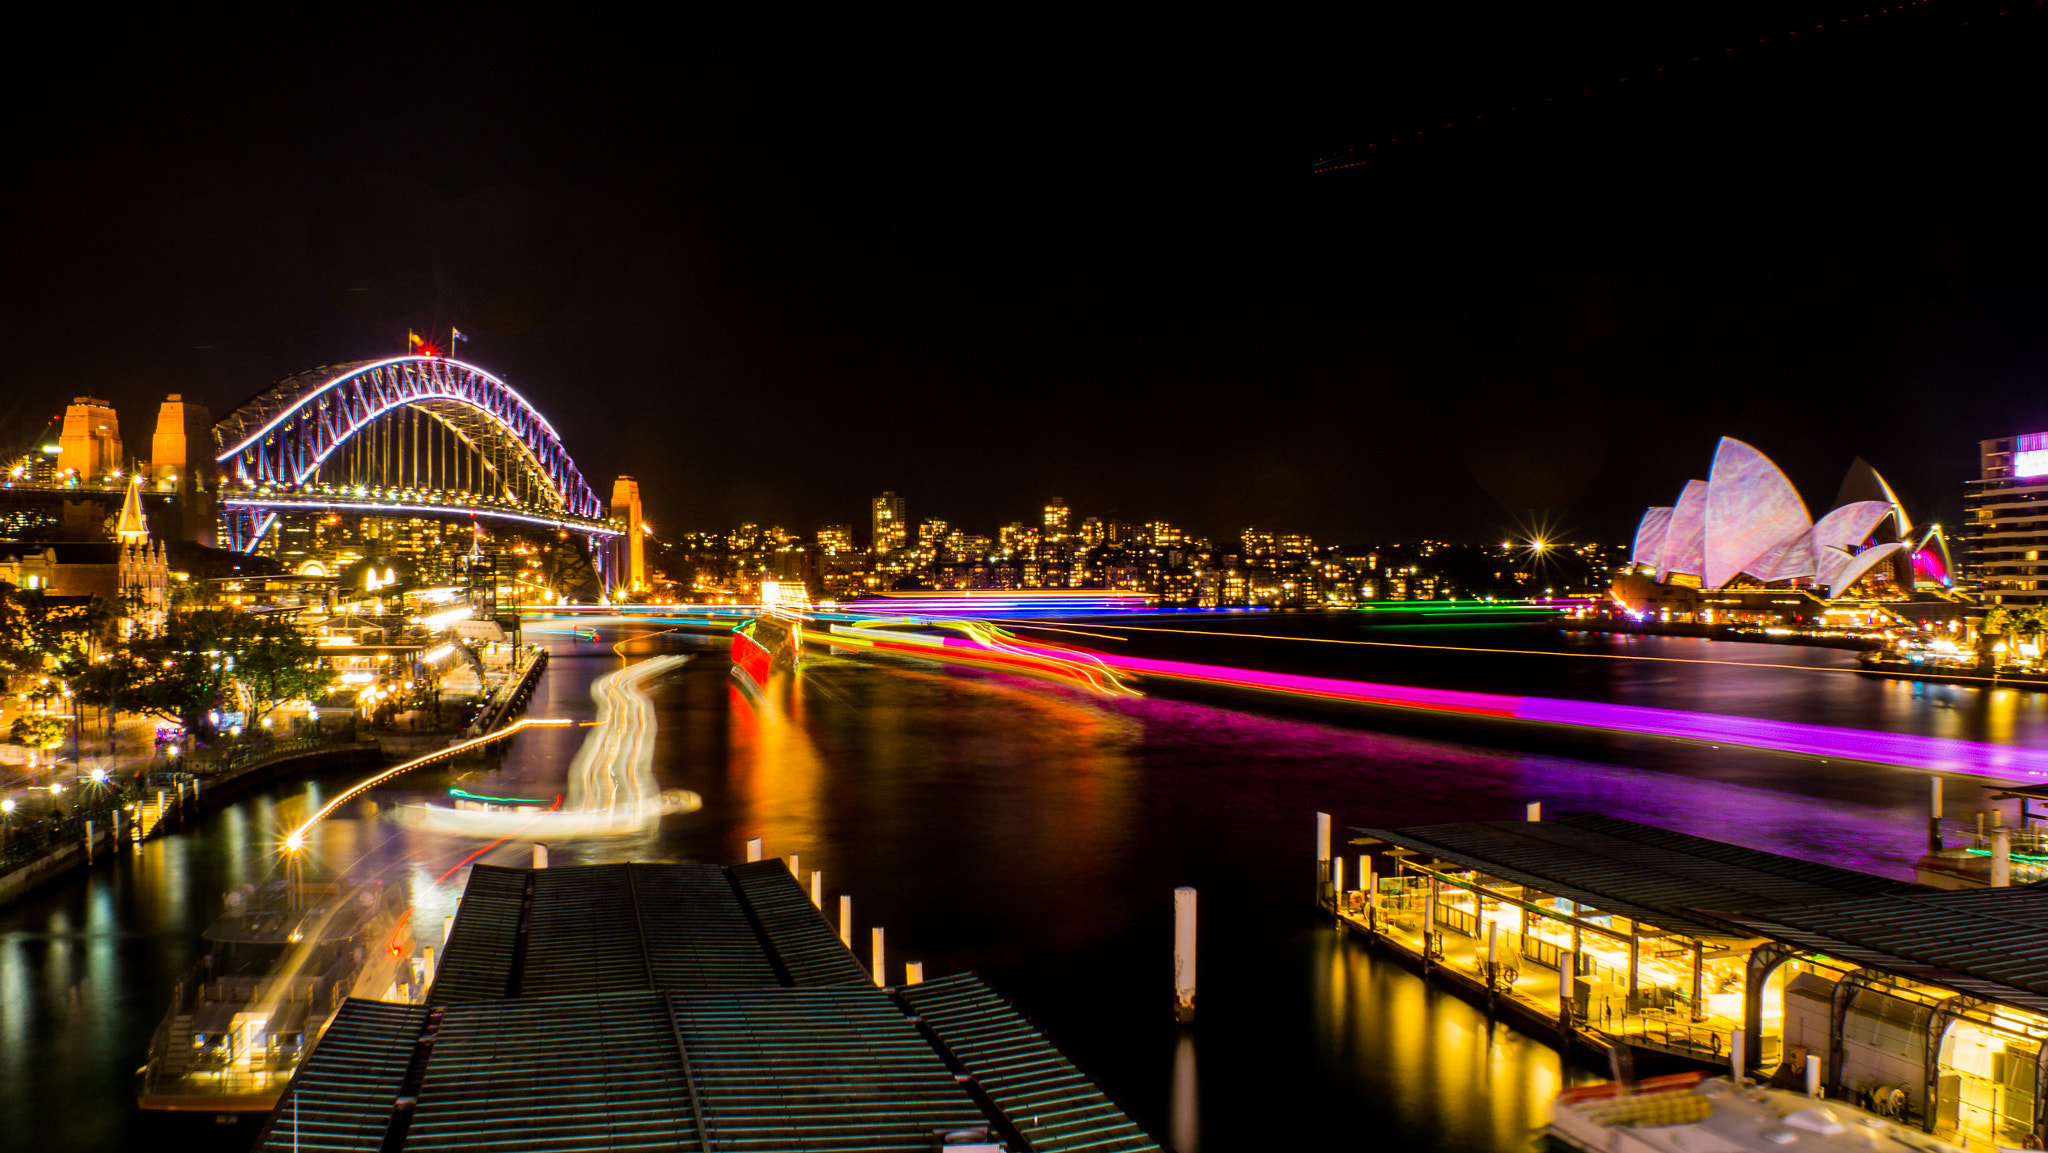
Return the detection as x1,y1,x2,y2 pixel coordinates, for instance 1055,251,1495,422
1353,813,1916,941
258,861,1159,1153
428,861,869,1002
1717,887,2048,1016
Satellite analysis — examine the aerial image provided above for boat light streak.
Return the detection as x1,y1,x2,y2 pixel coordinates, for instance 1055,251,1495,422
1062,647,2048,779
285,717,573,846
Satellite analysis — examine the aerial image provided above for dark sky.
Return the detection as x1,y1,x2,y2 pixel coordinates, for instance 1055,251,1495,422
3,5,2042,548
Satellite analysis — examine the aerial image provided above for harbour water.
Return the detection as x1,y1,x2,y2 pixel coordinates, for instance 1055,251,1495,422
0,617,2012,1151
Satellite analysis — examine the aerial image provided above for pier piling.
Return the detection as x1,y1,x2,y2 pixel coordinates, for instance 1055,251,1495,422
532,843,548,868
1174,886,1197,1023
1930,779,1944,851
810,869,822,909
1527,802,1541,821
871,926,885,987
788,853,799,878
905,961,923,985
1805,1054,1822,1097
1994,826,2013,887
839,895,852,948
746,838,762,863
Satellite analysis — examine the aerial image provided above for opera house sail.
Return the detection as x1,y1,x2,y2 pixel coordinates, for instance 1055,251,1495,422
1627,438,1950,601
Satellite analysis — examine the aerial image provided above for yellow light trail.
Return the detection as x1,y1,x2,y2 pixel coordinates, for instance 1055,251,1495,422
285,717,574,848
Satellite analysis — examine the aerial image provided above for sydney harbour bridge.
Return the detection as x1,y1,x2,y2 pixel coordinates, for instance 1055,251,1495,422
212,355,636,598
8,355,641,600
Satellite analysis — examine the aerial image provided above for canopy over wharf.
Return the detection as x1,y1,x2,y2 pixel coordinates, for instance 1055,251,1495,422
1340,816,1914,1064
1718,887,2048,1149
1339,814,2048,1148
252,861,1159,1153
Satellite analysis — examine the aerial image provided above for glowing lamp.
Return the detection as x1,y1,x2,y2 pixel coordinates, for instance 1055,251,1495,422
285,833,303,852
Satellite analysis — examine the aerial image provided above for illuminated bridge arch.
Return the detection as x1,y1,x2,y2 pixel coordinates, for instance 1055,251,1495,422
212,356,618,554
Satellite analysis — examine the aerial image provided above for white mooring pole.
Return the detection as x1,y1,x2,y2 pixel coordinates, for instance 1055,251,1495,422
746,837,763,862
839,895,852,948
787,853,799,878
871,926,885,987
905,961,924,985
1730,1029,1745,1085
531,843,548,868
1527,801,1542,821
1806,1054,1822,1098
810,869,823,909
1174,886,1197,1023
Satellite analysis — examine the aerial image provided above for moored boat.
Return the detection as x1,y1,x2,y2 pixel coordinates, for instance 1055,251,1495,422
136,877,418,1112
1547,1073,1968,1152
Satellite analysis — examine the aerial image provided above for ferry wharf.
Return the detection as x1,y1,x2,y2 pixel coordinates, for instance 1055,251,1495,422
1316,808,2048,1148
1320,812,1910,1067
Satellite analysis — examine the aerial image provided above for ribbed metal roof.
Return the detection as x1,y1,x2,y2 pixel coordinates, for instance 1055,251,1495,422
261,863,1160,1151
519,865,651,997
404,994,699,1153
673,986,988,1149
251,999,425,1152
730,860,874,987
430,861,860,1000
1352,814,1917,940
429,866,527,1002
1719,887,2048,1015
903,974,1162,1152
633,861,782,988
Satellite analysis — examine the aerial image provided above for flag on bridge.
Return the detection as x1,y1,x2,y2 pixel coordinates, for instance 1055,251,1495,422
452,327,468,350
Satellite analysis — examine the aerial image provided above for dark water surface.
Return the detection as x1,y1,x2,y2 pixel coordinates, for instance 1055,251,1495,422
1,617,2018,1152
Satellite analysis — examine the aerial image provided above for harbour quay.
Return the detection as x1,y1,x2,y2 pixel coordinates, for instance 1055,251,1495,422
1321,810,2048,1150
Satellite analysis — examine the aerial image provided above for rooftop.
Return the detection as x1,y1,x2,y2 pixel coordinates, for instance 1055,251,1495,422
1353,813,1917,941
256,861,1158,1153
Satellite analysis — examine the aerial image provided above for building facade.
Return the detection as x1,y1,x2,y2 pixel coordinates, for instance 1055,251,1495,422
1964,433,2048,605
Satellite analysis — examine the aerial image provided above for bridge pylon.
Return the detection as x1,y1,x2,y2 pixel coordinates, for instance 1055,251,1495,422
611,475,645,593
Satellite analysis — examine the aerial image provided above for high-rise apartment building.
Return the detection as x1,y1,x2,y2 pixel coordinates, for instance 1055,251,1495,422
816,525,854,554
1079,516,1105,547
871,492,907,554
1966,434,2048,604
1043,498,1070,539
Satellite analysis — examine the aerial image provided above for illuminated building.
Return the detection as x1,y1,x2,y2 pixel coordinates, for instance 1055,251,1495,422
870,491,906,553
1042,496,1070,538
1965,433,2048,605
816,524,854,554
1079,516,1104,547
1628,438,1945,601
1145,520,1180,547
919,518,949,555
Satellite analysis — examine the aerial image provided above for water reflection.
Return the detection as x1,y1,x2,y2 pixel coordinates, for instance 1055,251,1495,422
0,625,2027,1152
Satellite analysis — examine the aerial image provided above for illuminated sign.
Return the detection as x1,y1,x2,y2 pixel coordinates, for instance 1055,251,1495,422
2016,432,2048,478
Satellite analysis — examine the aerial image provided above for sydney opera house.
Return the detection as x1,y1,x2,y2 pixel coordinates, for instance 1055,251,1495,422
1618,438,1955,625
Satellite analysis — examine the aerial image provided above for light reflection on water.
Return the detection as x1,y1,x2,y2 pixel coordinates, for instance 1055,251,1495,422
0,626,2011,1152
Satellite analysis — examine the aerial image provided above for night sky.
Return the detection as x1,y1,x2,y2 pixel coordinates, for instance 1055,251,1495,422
3,5,2042,547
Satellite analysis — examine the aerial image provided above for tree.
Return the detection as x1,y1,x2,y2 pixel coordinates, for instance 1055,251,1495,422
8,714,65,762
236,617,334,729
118,611,242,745
108,610,335,745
